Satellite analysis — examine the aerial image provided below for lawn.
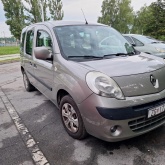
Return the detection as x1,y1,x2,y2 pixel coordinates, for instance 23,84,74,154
0,46,20,55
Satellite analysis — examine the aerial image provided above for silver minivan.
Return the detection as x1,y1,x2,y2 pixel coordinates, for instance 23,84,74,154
20,21,165,142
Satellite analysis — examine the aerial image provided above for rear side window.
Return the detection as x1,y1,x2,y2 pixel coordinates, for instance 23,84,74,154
36,30,52,48
124,36,134,45
132,37,144,46
26,30,34,55
21,32,26,51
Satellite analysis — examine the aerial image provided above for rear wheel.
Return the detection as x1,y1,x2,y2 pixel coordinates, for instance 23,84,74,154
60,95,87,140
23,72,35,92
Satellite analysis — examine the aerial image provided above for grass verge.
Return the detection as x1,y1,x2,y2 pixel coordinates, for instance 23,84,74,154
0,46,20,55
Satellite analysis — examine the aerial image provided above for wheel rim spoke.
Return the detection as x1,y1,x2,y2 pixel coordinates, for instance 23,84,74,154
70,106,75,115
62,109,69,118
64,119,70,126
72,119,78,128
70,121,77,132
62,103,79,133
63,103,69,111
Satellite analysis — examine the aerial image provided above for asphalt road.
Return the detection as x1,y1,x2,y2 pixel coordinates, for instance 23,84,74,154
0,62,165,165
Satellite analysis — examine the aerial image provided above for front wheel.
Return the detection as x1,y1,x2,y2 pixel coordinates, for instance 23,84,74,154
60,95,87,140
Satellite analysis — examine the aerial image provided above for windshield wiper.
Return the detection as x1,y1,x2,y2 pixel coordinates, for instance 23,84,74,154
103,52,135,58
67,55,103,59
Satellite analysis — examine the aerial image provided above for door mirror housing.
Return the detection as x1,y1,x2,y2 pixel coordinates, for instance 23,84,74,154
132,43,136,47
34,47,52,61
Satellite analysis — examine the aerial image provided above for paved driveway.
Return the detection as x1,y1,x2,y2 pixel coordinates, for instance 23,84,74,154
0,62,165,165
0,54,19,61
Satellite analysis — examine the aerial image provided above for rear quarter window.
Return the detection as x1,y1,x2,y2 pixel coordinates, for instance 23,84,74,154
26,30,34,55
20,32,26,52
124,36,134,45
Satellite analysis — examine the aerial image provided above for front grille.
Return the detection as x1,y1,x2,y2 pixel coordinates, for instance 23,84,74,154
128,111,165,133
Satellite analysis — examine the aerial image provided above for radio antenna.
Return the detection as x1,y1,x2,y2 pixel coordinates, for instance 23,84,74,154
81,9,88,25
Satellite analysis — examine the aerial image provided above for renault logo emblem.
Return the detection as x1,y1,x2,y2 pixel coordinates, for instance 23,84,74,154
150,75,159,88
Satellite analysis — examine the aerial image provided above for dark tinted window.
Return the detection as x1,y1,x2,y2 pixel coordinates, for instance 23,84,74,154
21,32,26,51
124,36,134,44
132,37,144,46
26,30,34,55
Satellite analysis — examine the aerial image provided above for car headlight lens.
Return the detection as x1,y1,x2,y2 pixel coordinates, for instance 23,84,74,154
155,48,165,53
86,72,125,100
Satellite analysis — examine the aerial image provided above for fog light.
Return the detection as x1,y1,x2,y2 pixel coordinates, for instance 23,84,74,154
110,126,118,133
110,125,122,137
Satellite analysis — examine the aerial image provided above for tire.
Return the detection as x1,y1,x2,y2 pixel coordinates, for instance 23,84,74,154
60,95,87,140
23,72,35,92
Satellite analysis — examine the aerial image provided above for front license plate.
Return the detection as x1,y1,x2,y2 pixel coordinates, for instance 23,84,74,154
148,104,165,118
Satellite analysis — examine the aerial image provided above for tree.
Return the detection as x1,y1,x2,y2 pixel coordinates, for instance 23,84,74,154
98,0,134,33
24,0,48,23
1,0,26,39
132,5,153,34
48,0,64,20
134,0,165,40
146,0,165,39
1,0,64,39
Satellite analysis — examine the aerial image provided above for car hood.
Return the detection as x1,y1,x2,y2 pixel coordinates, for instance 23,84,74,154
80,53,165,77
79,53,165,97
148,43,165,49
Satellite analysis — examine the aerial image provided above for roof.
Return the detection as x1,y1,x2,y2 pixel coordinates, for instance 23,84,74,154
123,34,143,37
22,20,106,31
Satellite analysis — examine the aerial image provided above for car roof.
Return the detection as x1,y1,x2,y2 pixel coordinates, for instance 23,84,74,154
123,34,144,37
22,20,106,32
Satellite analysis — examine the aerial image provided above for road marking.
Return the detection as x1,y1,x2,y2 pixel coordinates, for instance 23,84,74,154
0,88,50,165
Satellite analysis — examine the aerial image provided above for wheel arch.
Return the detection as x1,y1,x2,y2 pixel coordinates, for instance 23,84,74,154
57,89,70,107
21,66,25,74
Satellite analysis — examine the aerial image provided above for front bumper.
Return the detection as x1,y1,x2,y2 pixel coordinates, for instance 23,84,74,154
78,89,165,142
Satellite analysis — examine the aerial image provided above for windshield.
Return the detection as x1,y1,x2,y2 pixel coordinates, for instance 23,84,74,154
133,35,159,44
54,25,135,59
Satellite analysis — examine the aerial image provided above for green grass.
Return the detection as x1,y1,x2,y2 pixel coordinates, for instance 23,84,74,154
0,46,20,55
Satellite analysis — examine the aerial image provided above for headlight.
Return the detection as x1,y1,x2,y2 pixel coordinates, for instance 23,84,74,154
86,72,125,100
155,48,165,53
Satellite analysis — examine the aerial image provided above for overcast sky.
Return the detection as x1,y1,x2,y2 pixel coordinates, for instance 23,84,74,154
0,0,156,37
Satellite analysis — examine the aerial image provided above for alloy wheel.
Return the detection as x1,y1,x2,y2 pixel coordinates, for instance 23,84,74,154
62,103,79,133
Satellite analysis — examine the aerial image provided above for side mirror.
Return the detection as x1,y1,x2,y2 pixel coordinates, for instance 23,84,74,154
132,43,136,47
34,47,52,60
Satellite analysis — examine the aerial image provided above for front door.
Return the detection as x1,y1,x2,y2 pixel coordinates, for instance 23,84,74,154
33,25,54,100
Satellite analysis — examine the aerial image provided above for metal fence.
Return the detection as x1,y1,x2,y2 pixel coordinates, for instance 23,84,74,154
0,42,20,47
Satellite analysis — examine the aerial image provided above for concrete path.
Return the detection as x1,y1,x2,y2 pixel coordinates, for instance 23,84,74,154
0,54,20,61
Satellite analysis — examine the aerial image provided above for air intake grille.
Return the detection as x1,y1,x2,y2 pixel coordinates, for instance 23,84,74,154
128,112,165,133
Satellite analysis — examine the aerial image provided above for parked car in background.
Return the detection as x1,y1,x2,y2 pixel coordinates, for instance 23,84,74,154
146,36,165,44
123,34,165,58
20,21,165,142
